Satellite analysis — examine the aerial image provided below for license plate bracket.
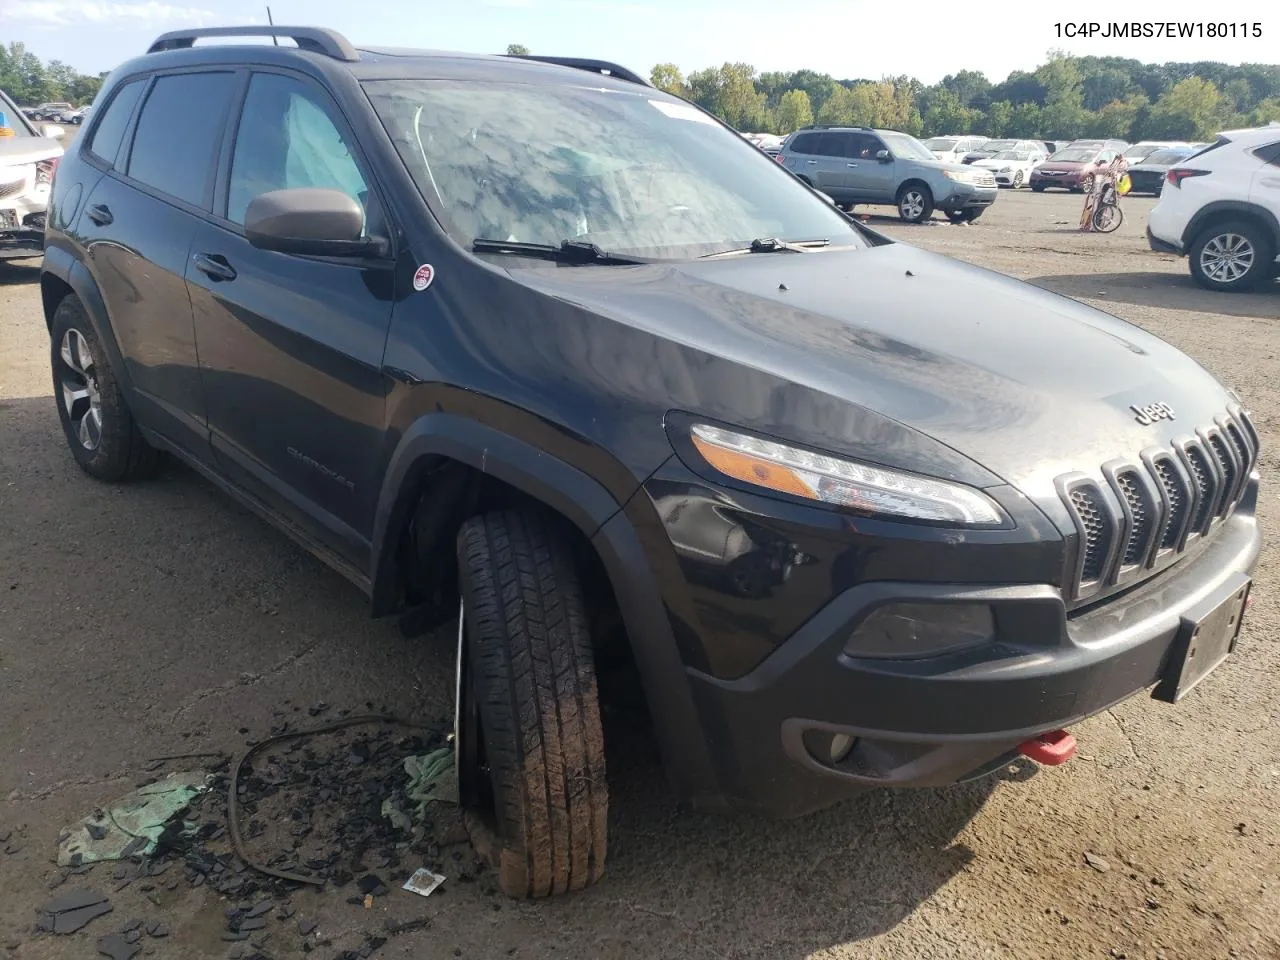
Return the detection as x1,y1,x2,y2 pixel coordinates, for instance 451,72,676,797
1153,573,1251,704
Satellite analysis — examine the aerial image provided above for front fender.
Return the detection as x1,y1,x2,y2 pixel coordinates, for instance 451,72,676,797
368,413,722,805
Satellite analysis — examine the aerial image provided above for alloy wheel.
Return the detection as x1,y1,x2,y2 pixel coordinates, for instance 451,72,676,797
58,328,102,451
900,191,925,220
1199,233,1255,285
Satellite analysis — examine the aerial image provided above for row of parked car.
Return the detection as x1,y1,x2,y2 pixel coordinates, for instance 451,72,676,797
22,101,91,125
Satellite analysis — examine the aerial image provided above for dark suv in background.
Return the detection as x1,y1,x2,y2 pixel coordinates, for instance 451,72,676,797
41,26,1261,900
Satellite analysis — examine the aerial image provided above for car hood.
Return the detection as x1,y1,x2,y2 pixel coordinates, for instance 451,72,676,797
510,244,1235,508
1035,160,1089,173
0,137,63,165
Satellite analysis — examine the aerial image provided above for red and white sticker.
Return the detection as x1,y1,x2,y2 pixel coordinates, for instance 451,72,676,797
412,263,435,292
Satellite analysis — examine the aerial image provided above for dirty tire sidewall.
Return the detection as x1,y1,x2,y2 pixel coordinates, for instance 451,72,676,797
49,296,161,482
456,509,608,899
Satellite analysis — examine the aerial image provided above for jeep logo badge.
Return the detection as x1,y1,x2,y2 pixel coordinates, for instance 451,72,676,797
1131,402,1175,426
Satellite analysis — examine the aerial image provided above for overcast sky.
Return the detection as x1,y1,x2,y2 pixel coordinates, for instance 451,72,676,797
1,0,1275,84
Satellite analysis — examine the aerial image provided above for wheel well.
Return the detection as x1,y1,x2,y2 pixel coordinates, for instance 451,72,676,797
41,273,74,331
897,179,930,200
1188,210,1279,252
392,457,629,661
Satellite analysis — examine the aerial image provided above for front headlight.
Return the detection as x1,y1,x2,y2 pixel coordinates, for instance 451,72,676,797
943,169,975,183
689,424,1007,525
998,167,1010,173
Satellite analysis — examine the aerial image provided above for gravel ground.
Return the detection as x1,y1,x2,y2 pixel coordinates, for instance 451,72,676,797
1,189,1278,960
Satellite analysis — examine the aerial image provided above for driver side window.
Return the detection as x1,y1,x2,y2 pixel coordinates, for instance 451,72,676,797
226,73,372,231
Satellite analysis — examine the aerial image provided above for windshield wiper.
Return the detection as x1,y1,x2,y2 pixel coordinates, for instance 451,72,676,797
471,238,646,265
700,237,830,260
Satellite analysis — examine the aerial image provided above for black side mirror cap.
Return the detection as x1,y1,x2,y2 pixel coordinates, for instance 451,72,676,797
244,187,387,257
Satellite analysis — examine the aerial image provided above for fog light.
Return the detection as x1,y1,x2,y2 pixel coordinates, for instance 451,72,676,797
844,602,995,659
829,733,855,763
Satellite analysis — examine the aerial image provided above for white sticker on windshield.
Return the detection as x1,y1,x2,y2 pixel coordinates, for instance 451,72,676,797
649,99,718,126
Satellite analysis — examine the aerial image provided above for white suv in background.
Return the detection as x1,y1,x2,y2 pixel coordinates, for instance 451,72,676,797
1,86,65,261
1147,124,1280,292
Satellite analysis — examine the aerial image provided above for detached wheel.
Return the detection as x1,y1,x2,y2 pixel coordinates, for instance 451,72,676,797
1189,220,1274,292
49,296,160,482
896,183,934,223
456,510,608,898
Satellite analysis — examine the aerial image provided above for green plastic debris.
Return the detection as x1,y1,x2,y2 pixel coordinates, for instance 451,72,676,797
57,772,212,866
403,747,458,820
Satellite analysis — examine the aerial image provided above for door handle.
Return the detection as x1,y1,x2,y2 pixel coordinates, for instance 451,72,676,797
86,203,112,226
846,163,859,167
193,252,237,282
805,159,817,164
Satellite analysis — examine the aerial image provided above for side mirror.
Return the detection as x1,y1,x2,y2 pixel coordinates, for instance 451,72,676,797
41,124,64,139
875,149,891,162
244,188,384,257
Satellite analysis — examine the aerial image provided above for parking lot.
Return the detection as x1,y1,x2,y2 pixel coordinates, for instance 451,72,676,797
1,188,1278,959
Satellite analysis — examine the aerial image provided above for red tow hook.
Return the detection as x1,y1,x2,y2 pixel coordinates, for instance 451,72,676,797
1017,729,1077,766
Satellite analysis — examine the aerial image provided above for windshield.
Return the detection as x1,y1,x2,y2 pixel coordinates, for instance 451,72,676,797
882,132,936,161
0,89,37,138
1048,148,1097,163
978,140,1016,152
362,80,863,260
924,138,958,150
1142,149,1190,165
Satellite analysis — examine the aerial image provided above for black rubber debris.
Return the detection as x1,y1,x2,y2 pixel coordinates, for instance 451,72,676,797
124,927,142,944
238,917,266,932
357,875,388,897
51,902,114,934
96,933,141,960
245,899,273,919
146,922,169,938
299,919,318,935
41,890,109,914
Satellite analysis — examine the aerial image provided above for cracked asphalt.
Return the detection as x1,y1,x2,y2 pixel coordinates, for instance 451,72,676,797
2,189,1279,960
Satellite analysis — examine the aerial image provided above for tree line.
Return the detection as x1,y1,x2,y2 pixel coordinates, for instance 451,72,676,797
645,52,1280,142
1,42,105,107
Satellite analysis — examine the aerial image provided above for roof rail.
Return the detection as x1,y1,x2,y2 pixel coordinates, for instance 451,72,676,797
147,26,359,62
504,54,649,88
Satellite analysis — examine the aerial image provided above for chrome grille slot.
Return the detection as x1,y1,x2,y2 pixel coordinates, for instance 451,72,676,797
1065,483,1114,588
1182,442,1216,536
1113,469,1155,568
1151,455,1189,551
1057,407,1259,603
1206,432,1238,516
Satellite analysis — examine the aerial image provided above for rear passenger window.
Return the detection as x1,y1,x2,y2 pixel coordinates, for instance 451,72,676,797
1253,141,1280,166
87,79,145,166
127,72,236,207
226,73,369,228
789,133,818,154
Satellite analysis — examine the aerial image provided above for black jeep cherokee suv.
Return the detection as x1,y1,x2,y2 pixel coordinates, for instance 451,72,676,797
41,26,1261,899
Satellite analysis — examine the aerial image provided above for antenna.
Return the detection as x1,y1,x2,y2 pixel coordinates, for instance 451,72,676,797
266,6,278,45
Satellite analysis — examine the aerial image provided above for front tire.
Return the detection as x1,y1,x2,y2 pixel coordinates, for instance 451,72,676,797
49,296,161,482
456,510,608,898
896,183,934,223
1031,184,1046,193
946,208,984,224
1012,170,1024,189
1188,220,1274,292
